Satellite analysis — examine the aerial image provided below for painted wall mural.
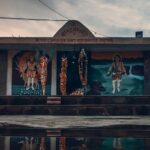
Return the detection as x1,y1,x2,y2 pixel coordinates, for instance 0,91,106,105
57,49,89,96
57,51,144,96
90,52,144,96
12,51,51,96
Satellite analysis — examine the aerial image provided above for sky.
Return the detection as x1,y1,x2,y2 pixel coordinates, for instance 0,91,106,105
0,0,149,37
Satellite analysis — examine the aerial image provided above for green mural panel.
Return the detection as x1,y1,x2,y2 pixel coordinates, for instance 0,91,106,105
90,52,144,96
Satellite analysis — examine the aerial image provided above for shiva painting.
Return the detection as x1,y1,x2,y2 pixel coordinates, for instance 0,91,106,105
90,52,144,96
12,51,51,96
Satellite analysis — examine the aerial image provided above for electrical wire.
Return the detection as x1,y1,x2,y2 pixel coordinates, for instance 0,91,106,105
0,16,67,21
0,16,107,37
0,0,109,37
38,0,108,37
90,29,109,37
39,0,69,20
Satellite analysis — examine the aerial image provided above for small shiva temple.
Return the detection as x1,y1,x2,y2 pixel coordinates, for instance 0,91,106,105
0,20,150,149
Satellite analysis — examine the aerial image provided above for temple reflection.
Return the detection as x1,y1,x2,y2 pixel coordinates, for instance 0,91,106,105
0,136,149,150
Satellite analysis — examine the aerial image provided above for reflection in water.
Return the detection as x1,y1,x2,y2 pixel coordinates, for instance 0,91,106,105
10,137,50,150
65,138,145,150
0,136,147,150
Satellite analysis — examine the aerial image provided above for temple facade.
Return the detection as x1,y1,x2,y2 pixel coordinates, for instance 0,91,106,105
0,20,150,149
0,20,150,96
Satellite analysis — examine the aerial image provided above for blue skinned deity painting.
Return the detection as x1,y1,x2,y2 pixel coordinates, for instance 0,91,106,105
90,52,144,96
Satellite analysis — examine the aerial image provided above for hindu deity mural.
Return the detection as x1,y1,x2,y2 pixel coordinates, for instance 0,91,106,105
90,52,144,96
39,56,49,96
107,54,126,94
58,49,89,96
12,51,51,96
57,51,144,96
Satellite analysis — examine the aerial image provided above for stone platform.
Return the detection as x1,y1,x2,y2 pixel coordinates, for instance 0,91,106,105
0,96,150,115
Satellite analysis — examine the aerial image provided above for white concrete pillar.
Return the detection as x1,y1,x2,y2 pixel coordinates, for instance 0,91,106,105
51,50,57,95
6,50,13,95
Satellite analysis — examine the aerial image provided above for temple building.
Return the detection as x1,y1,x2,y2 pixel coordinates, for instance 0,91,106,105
0,20,149,96
0,20,150,149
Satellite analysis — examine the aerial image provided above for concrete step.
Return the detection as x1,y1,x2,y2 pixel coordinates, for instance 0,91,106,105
0,105,149,115
0,96,150,105
0,96,150,115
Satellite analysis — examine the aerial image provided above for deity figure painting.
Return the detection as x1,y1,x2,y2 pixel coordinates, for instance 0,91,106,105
38,56,49,96
90,52,144,96
12,51,51,96
57,51,144,96
107,54,126,94
26,56,38,90
58,49,89,96
16,52,39,91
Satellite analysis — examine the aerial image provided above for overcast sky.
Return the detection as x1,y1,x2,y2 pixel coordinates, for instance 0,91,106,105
0,0,149,37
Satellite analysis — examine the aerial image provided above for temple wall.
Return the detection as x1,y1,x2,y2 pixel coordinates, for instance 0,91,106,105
1,49,150,96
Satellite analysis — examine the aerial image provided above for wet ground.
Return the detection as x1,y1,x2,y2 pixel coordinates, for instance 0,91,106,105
0,116,150,129
1,116,150,149
0,116,149,129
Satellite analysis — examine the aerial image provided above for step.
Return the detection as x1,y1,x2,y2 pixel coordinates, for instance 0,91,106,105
0,96,150,105
0,96,150,115
0,105,149,115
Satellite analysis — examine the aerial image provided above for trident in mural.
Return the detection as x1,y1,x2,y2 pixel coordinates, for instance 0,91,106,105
38,56,48,96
